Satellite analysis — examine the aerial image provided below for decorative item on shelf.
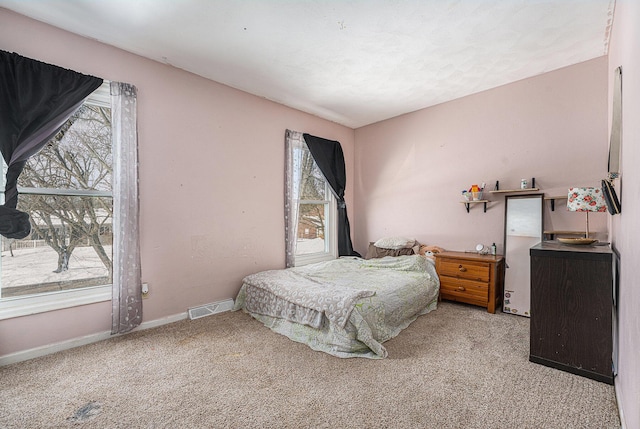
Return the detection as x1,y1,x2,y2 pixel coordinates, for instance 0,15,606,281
462,183,485,201
471,183,484,201
560,187,607,245
461,182,488,213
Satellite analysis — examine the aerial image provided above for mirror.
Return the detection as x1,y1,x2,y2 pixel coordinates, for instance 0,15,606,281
503,194,543,317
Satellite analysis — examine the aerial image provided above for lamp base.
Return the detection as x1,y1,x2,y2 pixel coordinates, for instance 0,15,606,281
558,237,598,245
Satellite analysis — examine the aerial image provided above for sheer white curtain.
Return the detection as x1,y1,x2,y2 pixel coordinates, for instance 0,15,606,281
284,130,305,268
110,81,142,334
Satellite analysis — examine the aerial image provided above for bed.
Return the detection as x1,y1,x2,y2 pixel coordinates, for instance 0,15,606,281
232,252,440,359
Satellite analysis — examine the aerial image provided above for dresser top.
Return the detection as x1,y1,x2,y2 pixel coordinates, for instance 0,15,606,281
435,250,504,263
530,240,614,256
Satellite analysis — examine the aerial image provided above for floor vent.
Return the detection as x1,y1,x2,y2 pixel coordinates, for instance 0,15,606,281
188,299,234,320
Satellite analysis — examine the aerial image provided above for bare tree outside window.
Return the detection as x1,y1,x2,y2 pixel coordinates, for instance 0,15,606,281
1,103,113,298
296,146,329,255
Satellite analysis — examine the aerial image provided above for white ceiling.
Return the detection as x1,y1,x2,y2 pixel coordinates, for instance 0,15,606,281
0,0,615,128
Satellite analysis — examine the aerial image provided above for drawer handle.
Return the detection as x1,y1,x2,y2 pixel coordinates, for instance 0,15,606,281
458,265,467,272
456,286,466,291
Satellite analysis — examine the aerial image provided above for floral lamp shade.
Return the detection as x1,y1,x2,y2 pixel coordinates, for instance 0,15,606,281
567,187,607,212
567,187,606,240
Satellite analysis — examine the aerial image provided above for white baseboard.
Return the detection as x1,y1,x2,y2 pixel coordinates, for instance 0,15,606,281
0,311,189,367
135,311,189,331
615,379,627,429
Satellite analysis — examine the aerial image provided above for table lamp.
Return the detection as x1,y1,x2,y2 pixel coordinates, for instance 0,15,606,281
564,187,607,244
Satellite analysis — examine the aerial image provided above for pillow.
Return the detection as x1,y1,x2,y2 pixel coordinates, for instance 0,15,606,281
364,242,415,260
373,236,416,250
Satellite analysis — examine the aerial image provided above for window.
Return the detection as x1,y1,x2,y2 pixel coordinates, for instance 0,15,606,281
293,142,337,266
0,82,112,317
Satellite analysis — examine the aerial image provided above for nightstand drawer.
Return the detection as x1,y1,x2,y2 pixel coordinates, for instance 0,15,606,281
437,258,490,282
435,251,504,313
440,277,489,300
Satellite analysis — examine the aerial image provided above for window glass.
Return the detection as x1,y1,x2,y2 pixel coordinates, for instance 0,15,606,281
300,158,326,200
297,202,327,255
294,144,335,262
1,97,112,299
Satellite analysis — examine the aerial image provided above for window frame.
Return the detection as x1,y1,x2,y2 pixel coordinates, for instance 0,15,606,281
0,82,113,320
293,165,338,267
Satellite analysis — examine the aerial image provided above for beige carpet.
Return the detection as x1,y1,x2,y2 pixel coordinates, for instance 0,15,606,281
0,302,620,428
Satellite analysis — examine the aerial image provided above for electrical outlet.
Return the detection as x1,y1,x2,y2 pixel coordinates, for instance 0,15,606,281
141,282,149,298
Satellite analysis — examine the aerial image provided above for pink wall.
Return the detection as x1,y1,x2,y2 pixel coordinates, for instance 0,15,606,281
607,1,640,427
353,58,609,255
0,8,355,356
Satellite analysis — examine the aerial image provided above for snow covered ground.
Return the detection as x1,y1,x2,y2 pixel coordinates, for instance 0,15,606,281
2,239,320,294
296,238,325,254
1,245,110,289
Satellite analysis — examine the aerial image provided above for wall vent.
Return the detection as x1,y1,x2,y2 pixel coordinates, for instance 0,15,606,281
188,299,234,320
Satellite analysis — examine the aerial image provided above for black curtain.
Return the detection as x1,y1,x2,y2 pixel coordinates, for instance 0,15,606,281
303,133,360,257
0,50,103,238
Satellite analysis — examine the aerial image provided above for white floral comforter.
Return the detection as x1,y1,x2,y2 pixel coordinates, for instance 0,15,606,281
233,255,440,359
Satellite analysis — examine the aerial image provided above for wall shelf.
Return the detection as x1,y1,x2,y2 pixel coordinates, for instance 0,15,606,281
490,188,540,194
489,178,538,194
545,195,567,211
461,200,489,213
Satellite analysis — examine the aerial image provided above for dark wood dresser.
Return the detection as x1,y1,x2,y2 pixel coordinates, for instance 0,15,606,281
529,241,616,384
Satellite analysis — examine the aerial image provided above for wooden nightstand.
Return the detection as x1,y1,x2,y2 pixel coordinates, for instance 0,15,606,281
434,251,505,313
